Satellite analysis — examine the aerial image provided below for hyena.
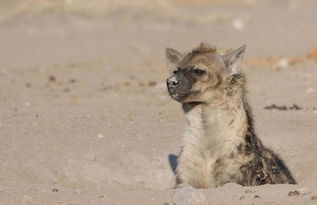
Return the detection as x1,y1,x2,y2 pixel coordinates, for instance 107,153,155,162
165,43,296,188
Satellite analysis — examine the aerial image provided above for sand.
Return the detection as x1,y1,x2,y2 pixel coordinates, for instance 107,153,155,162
0,0,317,204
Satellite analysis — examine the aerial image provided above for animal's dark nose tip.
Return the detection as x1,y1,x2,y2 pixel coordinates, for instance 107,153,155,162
172,80,179,86
167,77,179,88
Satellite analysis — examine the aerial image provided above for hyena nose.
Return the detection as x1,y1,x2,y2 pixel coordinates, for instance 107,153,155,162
167,77,179,88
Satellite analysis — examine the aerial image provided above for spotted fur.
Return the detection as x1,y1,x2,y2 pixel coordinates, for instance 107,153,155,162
165,43,296,188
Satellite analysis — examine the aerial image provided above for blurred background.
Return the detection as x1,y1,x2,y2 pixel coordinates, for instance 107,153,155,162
1,0,317,69
0,0,317,204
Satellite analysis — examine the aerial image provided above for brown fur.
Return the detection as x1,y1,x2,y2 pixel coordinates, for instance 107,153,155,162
165,43,296,188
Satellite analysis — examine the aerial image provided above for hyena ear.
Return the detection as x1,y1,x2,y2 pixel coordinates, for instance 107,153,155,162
223,44,246,75
165,47,183,71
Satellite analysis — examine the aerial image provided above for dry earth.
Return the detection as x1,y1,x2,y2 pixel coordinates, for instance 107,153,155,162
0,0,317,204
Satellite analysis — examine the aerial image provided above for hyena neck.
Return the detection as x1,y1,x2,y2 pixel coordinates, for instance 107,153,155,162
182,96,253,156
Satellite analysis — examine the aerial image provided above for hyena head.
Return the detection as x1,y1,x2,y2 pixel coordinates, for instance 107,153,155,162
165,42,247,104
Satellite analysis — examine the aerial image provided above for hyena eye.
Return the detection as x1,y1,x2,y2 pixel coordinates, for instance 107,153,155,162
194,69,206,76
173,70,178,74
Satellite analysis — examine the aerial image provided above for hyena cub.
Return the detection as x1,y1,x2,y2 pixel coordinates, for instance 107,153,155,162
165,43,296,188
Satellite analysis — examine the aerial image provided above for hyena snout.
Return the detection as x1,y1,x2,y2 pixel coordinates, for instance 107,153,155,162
166,76,179,88
166,74,192,102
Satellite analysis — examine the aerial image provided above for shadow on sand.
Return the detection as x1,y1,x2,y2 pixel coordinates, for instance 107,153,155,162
168,154,178,175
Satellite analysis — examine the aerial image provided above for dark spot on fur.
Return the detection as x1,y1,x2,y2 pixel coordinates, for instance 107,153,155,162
213,74,222,88
245,135,252,144
228,119,234,125
182,102,202,113
237,144,243,152
213,158,223,178
175,176,182,188
229,152,235,158
181,67,199,83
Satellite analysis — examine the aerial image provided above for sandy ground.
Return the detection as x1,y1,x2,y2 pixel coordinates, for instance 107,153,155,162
0,0,317,204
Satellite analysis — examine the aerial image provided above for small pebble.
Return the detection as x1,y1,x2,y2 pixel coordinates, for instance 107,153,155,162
245,189,255,194
21,195,34,203
48,76,56,82
24,102,31,106
232,18,245,30
289,104,302,110
311,195,317,200
52,188,59,192
253,195,260,199
25,83,32,88
306,88,315,93
239,196,245,200
276,58,290,69
100,86,112,91
97,133,104,139
264,104,302,111
288,191,299,196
